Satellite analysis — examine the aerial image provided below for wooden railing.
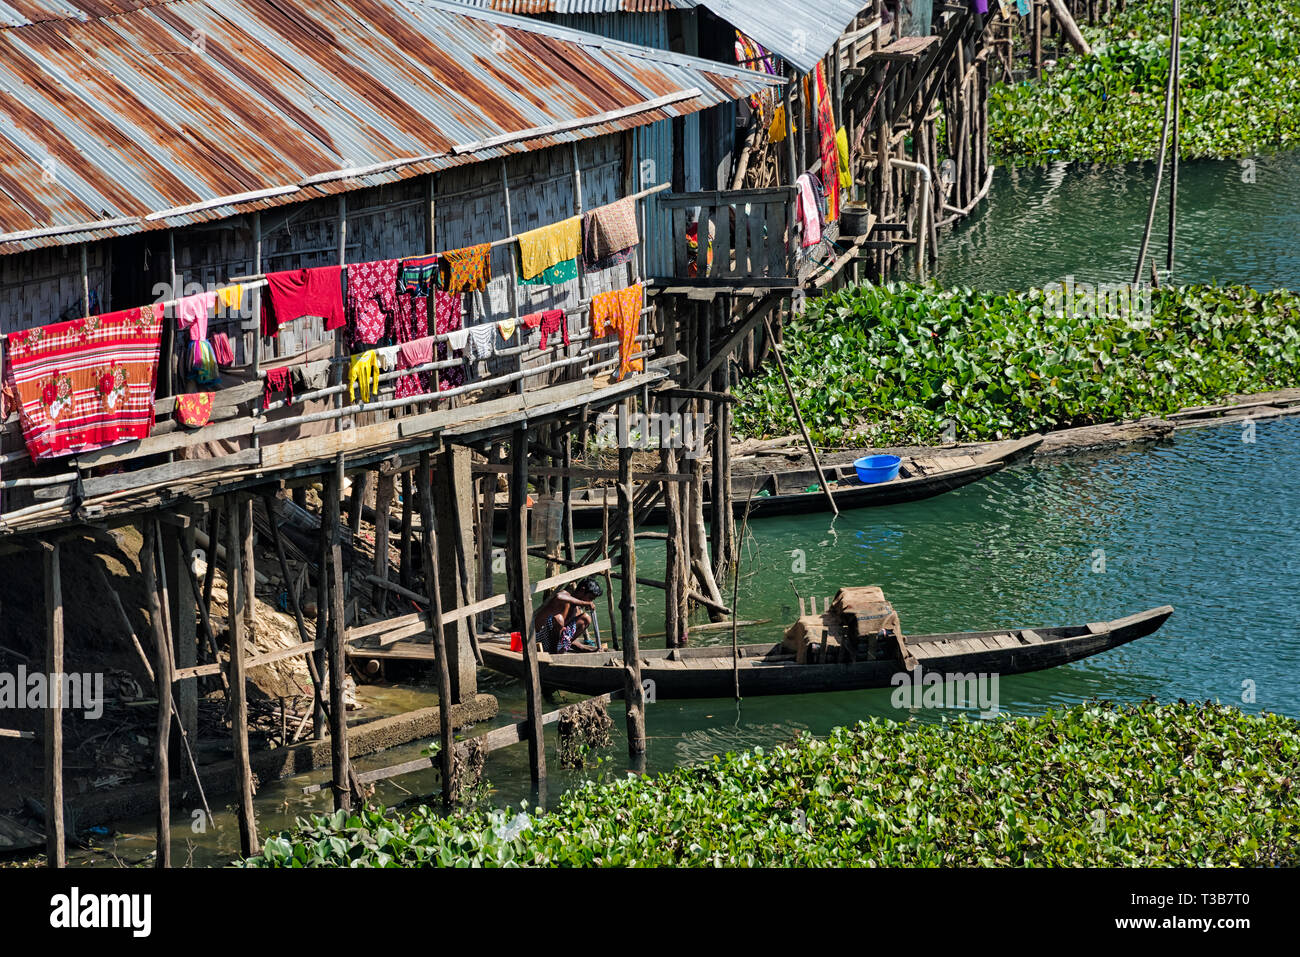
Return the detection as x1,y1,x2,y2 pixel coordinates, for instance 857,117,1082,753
657,188,797,286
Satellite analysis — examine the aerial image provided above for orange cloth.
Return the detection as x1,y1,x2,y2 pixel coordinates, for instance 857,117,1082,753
590,284,644,379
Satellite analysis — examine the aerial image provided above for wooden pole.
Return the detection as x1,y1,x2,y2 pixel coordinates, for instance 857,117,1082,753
601,490,619,651
262,492,327,724
42,542,65,868
372,471,395,616
763,314,838,516
730,489,756,702
241,497,255,633
662,445,683,649
618,445,646,756
418,450,455,804
325,455,351,811
1133,0,1179,283
399,470,414,591
507,425,545,781
225,496,259,855
312,480,330,741
145,522,175,867
1046,0,1092,56
1166,0,1181,276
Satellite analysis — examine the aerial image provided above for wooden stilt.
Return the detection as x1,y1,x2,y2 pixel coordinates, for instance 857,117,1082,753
561,430,576,563
241,498,256,635
662,445,683,648
601,491,619,651
348,470,373,538
418,450,455,804
476,448,498,634
202,505,220,615
618,446,646,756
141,522,174,867
325,455,351,811
372,471,396,616
399,470,414,591
225,496,259,855
312,483,330,742
42,542,65,868
507,425,545,782
262,492,326,728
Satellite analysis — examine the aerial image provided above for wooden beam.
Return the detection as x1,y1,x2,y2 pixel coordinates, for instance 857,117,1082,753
507,425,545,782
324,457,351,811
42,542,65,868
226,496,259,855
418,450,455,805
618,445,646,756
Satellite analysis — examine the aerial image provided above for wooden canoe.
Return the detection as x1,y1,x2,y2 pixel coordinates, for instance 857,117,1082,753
546,433,1044,528
478,605,1174,699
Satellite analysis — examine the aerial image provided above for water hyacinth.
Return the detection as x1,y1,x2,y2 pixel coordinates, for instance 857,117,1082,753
990,0,1300,164
730,281,1300,446
240,702,1300,867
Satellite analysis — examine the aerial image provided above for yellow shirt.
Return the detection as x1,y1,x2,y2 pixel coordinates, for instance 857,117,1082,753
349,350,380,403
517,216,581,281
217,283,243,312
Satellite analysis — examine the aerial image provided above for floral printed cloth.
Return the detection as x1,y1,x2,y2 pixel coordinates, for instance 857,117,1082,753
4,305,164,460
346,259,399,345
439,244,492,294
176,391,214,428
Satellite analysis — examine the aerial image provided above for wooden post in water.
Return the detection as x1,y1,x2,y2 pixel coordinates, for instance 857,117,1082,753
241,497,255,634
618,446,647,756
662,445,684,648
325,455,351,811
312,481,330,741
507,425,546,782
225,496,258,855
399,470,414,591
418,450,455,804
373,469,396,617
43,541,65,868
141,523,173,867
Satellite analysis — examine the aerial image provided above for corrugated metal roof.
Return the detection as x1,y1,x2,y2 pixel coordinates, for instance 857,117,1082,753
0,0,781,253
0,1,167,29
451,0,869,74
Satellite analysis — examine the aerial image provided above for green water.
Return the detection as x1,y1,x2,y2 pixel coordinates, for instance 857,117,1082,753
75,155,1300,865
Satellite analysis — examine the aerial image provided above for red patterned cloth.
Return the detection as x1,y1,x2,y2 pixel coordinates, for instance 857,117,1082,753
264,367,293,409
4,305,164,461
394,293,430,399
431,291,465,393
538,309,568,351
177,392,214,428
815,62,841,222
261,265,345,335
346,259,399,345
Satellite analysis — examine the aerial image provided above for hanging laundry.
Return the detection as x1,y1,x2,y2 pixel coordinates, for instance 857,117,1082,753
466,324,497,361
263,367,293,409
188,339,219,386
216,284,244,314
211,332,235,366
4,305,165,461
815,63,841,222
836,126,853,191
517,256,578,287
768,103,790,143
346,259,399,346
397,254,440,296
394,292,429,399
538,309,568,351
582,198,640,265
497,317,518,341
176,392,214,429
521,311,545,330
430,290,464,394
398,336,435,372
175,291,216,342
591,285,644,380
349,351,380,403
517,216,581,281
972,0,989,12
291,361,330,394
376,345,400,372
445,327,470,352
796,174,823,248
439,244,492,294
262,265,345,335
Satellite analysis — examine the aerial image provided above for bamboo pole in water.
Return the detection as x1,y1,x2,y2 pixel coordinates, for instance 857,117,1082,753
1134,0,1180,283
1166,0,1182,277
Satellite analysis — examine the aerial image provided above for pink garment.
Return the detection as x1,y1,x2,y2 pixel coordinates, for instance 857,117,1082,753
175,291,216,342
347,259,399,345
212,332,235,366
538,309,568,350
399,336,435,370
796,173,822,247
431,291,465,393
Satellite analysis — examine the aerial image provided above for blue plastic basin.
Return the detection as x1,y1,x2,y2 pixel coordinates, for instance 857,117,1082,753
854,454,902,484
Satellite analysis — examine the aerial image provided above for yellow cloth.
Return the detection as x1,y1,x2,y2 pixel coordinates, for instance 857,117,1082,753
517,216,581,281
217,283,243,312
768,104,789,143
349,350,380,403
497,317,517,340
836,127,852,191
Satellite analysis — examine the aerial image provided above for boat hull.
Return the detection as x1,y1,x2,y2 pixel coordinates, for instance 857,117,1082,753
478,606,1174,699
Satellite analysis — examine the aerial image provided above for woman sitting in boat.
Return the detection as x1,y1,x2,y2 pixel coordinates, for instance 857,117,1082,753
535,578,603,654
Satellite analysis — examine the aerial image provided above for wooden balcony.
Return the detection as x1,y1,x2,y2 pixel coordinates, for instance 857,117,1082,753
657,188,798,288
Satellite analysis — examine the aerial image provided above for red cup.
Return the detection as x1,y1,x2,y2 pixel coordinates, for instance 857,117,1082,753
510,631,523,653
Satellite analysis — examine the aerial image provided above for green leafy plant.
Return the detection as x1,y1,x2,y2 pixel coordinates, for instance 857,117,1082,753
240,701,1300,867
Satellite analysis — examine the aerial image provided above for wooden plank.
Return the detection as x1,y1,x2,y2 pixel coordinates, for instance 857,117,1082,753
714,202,730,280
75,416,255,469
733,202,749,277
226,496,259,854
508,425,545,781
418,450,455,806
1019,629,1045,644
695,205,711,278
747,203,764,278
43,543,65,868
260,418,405,470
81,448,261,497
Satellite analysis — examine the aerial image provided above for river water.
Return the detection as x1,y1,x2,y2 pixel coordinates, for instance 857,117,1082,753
78,154,1300,866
